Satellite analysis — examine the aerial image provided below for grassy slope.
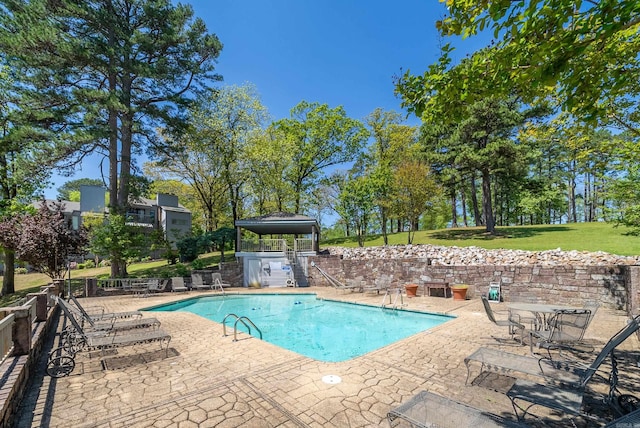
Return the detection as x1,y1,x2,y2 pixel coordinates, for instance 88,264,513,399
324,222,640,256
4,222,638,304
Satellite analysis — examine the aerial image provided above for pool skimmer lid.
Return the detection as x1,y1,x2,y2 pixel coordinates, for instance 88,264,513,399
322,374,342,384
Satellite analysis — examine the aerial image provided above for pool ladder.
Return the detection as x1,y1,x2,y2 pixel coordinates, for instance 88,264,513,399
381,287,407,310
222,313,263,342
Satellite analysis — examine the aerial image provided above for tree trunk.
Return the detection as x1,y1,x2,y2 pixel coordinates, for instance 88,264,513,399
470,176,482,226
569,159,577,223
461,189,468,227
1,250,15,296
450,189,458,228
481,169,495,234
107,8,119,216
380,208,388,245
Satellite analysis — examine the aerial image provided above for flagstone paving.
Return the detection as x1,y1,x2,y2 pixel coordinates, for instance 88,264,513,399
13,287,640,427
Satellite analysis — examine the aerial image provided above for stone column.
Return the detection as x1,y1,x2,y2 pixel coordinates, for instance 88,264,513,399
26,292,48,322
0,308,31,356
85,277,98,297
626,265,640,317
53,279,65,298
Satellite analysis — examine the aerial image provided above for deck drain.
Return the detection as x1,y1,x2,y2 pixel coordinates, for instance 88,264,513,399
322,374,342,384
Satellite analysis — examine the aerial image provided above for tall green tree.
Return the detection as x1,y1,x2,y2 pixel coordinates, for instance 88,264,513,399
273,101,369,213
155,84,268,227
364,109,418,243
336,174,377,247
245,127,296,215
1,0,222,277
389,161,442,244
0,59,77,294
420,97,544,233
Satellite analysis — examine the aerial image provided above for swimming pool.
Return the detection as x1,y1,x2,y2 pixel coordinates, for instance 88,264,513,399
147,294,453,362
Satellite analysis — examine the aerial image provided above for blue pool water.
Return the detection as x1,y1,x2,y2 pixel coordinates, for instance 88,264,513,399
146,294,453,362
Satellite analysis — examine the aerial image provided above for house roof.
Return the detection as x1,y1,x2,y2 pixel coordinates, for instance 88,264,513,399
36,200,81,214
235,212,319,235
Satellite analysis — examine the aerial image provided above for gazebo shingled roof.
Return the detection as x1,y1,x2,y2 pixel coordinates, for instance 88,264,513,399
234,212,319,235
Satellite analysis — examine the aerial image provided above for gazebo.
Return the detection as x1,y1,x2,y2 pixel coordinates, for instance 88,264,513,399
234,212,320,287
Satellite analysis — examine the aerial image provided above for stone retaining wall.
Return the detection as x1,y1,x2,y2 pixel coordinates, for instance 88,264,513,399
309,255,636,311
219,261,243,287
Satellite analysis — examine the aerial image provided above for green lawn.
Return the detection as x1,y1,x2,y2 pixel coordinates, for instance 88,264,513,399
324,222,640,256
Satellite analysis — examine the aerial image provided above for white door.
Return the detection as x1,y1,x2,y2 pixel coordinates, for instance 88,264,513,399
246,258,262,287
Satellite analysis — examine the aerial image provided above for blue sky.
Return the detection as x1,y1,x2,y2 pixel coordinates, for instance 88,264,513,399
45,0,487,199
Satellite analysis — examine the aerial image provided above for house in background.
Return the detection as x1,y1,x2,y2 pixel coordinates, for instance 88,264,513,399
43,185,191,250
234,212,320,288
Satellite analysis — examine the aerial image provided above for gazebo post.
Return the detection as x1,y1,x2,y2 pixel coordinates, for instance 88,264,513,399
235,226,241,253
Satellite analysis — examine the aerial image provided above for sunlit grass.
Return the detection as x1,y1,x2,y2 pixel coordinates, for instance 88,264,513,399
324,222,640,256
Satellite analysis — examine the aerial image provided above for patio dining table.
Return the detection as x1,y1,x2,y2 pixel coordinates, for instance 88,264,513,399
507,302,583,331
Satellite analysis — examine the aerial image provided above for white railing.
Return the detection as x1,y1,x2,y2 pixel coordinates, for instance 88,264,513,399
25,297,38,323
240,239,287,253
0,314,15,364
97,278,159,293
10,296,38,323
295,238,313,252
239,238,315,253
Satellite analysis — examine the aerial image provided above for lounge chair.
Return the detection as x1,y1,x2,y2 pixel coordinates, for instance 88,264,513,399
143,279,166,297
60,298,161,333
388,390,525,427
464,346,587,386
604,407,640,427
191,273,213,290
211,272,231,288
310,261,360,291
529,308,592,355
362,279,389,294
171,277,189,292
69,294,142,320
481,295,526,342
507,315,640,422
47,296,171,378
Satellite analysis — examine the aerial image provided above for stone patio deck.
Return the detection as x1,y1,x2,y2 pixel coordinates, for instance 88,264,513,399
14,287,640,427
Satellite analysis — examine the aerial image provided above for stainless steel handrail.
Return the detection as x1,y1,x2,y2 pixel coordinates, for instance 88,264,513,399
222,313,263,341
234,317,262,342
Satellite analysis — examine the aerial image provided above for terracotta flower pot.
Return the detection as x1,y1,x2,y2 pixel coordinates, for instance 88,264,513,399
405,284,419,297
451,284,468,301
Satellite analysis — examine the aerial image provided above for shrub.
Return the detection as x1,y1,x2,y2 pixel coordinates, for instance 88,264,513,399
99,259,111,267
164,250,178,265
191,258,208,270
174,263,190,277
176,235,201,262
77,263,85,269
15,267,28,275
83,259,95,269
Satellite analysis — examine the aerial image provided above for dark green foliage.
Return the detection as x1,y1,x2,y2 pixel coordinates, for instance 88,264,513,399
176,235,202,263
190,258,207,270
